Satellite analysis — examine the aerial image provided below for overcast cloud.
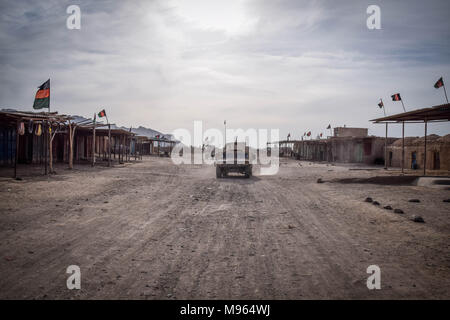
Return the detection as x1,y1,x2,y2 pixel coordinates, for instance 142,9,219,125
0,0,449,140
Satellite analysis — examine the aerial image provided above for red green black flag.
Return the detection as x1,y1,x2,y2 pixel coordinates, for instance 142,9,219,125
98,109,106,117
391,93,401,101
434,77,444,89
33,79,50,110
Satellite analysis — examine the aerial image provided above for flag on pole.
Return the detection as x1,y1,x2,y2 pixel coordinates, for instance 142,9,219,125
33,79,50,110
378,100,384,108
98,109,106,118
391,92,406,112
391,93,401,101
287,133,290,139
434,77,444,89
378,98,386,116
320,133,323,137
326,124,331,129
307,131,311,137
434,76,448,103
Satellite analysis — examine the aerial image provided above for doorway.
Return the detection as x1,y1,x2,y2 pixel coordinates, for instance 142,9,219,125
433,151,440,170
411,151,417,169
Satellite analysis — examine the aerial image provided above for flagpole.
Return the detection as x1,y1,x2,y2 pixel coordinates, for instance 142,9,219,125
380,98,388,169
400,99,406,112
443,82,449,103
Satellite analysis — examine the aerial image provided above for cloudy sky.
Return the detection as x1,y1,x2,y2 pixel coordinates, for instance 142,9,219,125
0,0,449,141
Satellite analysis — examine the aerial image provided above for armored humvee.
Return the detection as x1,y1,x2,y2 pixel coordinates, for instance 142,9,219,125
215,141,252,178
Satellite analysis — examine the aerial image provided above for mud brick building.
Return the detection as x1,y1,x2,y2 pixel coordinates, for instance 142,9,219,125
288,127,396,165
387,134,450,171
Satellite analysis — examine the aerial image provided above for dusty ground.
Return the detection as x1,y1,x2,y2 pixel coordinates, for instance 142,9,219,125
0,157,449,299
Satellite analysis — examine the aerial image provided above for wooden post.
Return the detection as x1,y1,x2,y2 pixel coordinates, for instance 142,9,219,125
44,122,48,175
108,124,111,167
127,136,130,162
127,137,129,161
118,135,121,163
384,122,388,169
68,121,77,170
92,114,96,167
48,121,59,174
401,121,405,174
68,122,74,169
113,136,116,160
14,120,19,178
49,123,53,173
423,120,427,176
120,134,123,163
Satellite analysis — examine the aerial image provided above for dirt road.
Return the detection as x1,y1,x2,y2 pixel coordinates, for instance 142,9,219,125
0,158,449,299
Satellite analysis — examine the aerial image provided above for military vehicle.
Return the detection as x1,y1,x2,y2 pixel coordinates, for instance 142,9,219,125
215,141,252,178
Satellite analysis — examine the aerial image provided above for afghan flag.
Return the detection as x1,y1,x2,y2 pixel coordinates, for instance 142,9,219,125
307,131,311,137
33,79,50,110
434,77,444,89
391,93,401,101
378,100,384,108
98,109,106,118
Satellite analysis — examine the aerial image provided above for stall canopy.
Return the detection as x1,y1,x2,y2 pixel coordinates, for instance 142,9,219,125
370,103,450,175
371,103,450,123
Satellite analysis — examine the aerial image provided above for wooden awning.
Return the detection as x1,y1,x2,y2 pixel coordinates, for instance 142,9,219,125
0,109,72,125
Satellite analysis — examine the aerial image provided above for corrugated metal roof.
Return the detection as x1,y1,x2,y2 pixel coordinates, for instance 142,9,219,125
371,103,450,123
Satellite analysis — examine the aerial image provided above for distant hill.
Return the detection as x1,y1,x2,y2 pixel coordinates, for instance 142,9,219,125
125,125,174,141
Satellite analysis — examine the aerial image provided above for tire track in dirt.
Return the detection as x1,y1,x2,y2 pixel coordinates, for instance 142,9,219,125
1,158,449,299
